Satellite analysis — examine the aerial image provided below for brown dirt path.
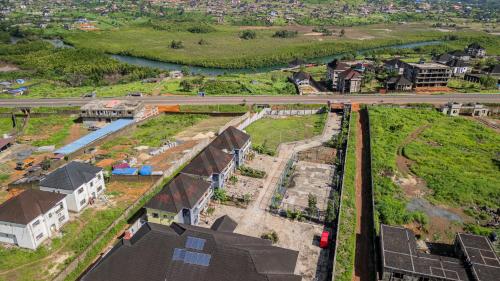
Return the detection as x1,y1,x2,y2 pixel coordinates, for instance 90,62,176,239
353,109,375,281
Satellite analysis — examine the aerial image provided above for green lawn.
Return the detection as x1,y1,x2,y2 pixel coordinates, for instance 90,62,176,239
245,113,326,153
369,107,500,232
333,112,357,281
24,116,76,147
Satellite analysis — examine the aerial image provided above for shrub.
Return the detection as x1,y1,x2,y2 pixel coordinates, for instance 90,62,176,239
238,166,266,178
170,40,184,49
187,25,215,33
213,188,228,202
240,30,256,40
261,230,279,244
273,30,298,38
252,143,275,156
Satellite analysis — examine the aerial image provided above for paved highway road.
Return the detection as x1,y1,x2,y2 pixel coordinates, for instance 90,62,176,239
0,93,499,107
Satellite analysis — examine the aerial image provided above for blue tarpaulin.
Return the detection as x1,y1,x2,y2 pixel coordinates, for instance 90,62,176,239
139,165,152,176
112,168,138,175
55,119,134,155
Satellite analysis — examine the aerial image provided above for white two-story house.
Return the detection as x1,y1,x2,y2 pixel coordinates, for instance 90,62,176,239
181,145,235,189
210,126,251,167
40,161,105,213
144,173,212,226
0,189,69,250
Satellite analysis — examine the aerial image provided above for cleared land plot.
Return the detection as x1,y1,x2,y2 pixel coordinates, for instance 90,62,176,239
283,160,333,211
245,114,326,153
369,107,500,241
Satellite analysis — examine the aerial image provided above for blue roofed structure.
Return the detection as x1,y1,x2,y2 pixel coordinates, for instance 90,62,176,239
55,119,134,155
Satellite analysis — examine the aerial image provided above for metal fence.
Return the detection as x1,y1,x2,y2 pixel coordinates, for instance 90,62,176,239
269,153,297,211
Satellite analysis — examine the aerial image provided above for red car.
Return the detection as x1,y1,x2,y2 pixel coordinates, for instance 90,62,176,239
320,231,329,248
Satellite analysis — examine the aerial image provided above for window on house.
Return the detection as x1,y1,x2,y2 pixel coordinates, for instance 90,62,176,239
58,216,65,222
32,220,40,227
80,199,86,206
97,186,102,192
78,188,84,194
48,213,52,218
90,182,94,187
152,213,159,218
36,233,44,240
97,174,102,180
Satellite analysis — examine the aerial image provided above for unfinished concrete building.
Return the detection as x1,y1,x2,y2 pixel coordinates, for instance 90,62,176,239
403,62,452,88
80,100,151,123
441,103,489,117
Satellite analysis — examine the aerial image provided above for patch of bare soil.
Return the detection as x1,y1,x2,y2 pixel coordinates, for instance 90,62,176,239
297,146,336,165
0,62,19,72
394,124,431,198
64,123,86,144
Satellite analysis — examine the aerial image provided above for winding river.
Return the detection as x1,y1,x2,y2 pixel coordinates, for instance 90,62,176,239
14,37,443,76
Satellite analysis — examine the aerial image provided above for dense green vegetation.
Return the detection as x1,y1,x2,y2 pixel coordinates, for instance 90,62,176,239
245,113,326,153
59,22,500,68
369,107,500,230
333,112,357,281
0,40,157,86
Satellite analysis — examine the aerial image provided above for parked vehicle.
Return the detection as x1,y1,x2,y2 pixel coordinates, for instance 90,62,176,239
320,231,329,248
16,157,35,170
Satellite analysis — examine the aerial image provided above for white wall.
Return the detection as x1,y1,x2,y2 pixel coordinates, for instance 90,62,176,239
0,198,69,250
40,172,105,213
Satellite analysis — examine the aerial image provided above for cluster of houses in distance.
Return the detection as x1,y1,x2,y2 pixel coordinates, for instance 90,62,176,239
291,43,500,94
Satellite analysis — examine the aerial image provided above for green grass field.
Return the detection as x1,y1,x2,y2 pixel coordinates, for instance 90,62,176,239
369,107,500,233
60,22,500,68
333,112,357,281
245,114,326,153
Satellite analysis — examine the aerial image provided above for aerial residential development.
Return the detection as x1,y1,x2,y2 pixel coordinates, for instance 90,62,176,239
0,1,499,281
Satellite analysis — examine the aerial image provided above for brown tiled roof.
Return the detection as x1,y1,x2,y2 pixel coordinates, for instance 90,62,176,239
0,189,65,225
145,174,211,214
339,68,361,80
182,145,233,177
0,137,13,149
210,126,250,152
81,220,301,281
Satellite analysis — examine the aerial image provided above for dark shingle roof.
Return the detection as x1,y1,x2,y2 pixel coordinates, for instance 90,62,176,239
40,161,102,191
387,75,412,86
435,53,454,64
327,59,350,71
488,64,500,75
145,174,211,214
446,59,469,68
0,189,65,224
210,215,237,232
384,58,403,67
292,71,311,82
81,220,301,281
467,43,484,50
210,126,250,153
182,145,233,177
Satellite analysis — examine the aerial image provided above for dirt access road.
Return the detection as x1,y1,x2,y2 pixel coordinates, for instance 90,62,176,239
353,109,376,281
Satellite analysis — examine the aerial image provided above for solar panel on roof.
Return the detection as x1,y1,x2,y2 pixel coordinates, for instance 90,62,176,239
172,248,186,261
186,236,206,250
172,248,211,267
